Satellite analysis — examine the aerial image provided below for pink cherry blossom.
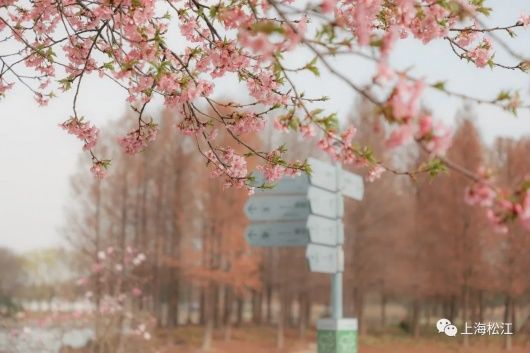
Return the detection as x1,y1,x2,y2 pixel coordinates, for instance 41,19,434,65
486,209,508,234
386,78,424,122
519,13,530,27
385,124,415,149
367,165,385,182
230,112,265,135
409,4,451,43
118,122,158,155
180,19,200,42
247,72,287,105
321,0,337,13
219,7,250,29
467,37,493,68
300,124,316,138
257,163,284,182
284,17,308,50
206,147,248,188
90,162,108,179
464,182,496,207
208,41,249,78
456,28,479,47
256,150,302,183
416,115,453,155
352,0,382,46
60,118,99,151
0,79,14,96
374,62,395,84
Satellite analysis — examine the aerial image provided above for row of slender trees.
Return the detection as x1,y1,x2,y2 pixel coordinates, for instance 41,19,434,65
63,103,530,349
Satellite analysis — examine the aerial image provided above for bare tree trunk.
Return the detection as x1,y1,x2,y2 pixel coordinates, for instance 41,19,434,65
380,292,387,329
213,284,220,328
201,284,214,351
223,286,233,342
462,284,469,347
186,285,194,325
411,300,421,338
168,278,179,327
251,290,263,325
298,292,308,339
277,289,286,350
93,182,103,353
449,296,457,323
478,290,484,323
115,175,128,353
354,288,366,336
266,284,273,325
199,287,206,325
236,297,244,326
504,295,512,351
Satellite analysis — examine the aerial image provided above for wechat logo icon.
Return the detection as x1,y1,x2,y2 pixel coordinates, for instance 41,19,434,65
436,318,458,337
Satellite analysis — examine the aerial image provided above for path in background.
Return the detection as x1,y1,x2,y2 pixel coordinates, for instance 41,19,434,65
0,327,92,353
150,327,529,353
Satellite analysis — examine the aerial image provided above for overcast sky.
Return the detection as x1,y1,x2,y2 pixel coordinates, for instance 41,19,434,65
1,0,529,253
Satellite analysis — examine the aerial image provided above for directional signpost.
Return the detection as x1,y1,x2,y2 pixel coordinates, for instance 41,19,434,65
244,157,364,353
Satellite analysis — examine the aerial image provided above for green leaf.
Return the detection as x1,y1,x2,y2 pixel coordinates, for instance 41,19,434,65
252,21,284,35
306,64,320,77
432,81,446,91
424,158,447,177
487,57,495,69
209,5,219,18
356,146,376,163
496,90,510,101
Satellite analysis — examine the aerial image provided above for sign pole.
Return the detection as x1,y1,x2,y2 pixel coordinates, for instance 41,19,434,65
316,162,357,353
331,271,342,319
331,162,343,320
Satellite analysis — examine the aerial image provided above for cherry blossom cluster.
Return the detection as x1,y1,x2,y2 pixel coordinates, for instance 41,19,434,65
206,147,249,188
1,0,529,228
255,149,303,182
229,112,266,136
118,122,159,155
317,126,364,164
90,162,109,180
60,117,110,178
520,14,530,27
60,118,99,152
466,37,493,68
465,168,530,233
380,78,452,155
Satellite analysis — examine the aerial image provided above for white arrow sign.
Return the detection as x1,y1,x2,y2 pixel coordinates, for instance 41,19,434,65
245,187,343,221
244,215,344,248
252,158,364,201
306,244,344,274
244,195,310,221
307,215,344,245
245,222,309,247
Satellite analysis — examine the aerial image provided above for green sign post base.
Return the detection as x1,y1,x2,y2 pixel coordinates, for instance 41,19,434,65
317,318,358,353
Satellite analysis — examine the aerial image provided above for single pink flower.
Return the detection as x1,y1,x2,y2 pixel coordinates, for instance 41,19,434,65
519,13,530,27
